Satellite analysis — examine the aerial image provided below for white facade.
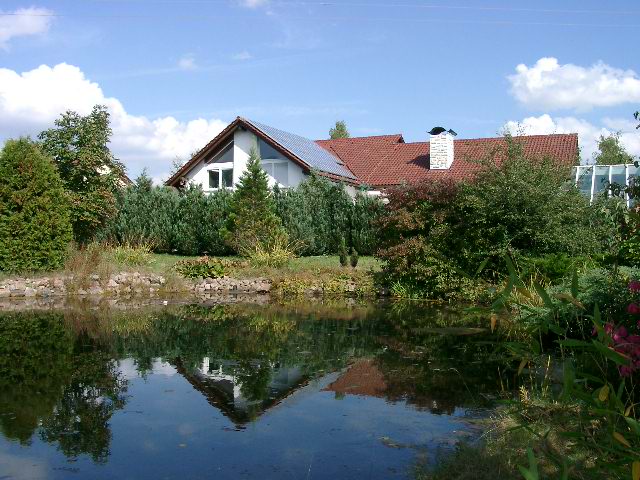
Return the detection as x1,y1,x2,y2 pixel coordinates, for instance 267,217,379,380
183,129,306,192
573,164,639,206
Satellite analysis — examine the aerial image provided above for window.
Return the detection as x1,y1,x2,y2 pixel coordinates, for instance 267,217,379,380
258,138,286,160
208,141,234,164
208,168,233,189
261,161,288,185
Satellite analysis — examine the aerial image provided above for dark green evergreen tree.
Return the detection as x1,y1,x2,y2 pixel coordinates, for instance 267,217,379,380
0,138,73,272
225,147,285,253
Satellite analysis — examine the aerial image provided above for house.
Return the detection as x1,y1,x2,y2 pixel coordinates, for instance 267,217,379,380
165,116,579,194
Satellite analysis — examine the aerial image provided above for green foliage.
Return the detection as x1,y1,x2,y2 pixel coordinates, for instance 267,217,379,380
350,248,359,268
329,120,350,139
487,263,640,479
519,253,598,284
274,174,382,255
339,237,348,266
0,138,73,272
173,256,228,279
377,135,613,300
109,242,153,266
38,105,126,243
100,173,232,256
594,133,634,165
225,147,287,254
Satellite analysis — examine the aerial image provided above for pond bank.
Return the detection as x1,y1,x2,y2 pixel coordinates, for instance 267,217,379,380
0,269,380,307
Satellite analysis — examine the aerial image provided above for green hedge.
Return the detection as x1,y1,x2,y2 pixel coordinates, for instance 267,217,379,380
101,173,383,257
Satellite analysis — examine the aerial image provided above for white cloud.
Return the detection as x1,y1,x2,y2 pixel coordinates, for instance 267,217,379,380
0,7,53,49
508,57,640,111
231,50,253,61
0,63,228,181
504,114,640,162
177,53,197,71
238,0,269,8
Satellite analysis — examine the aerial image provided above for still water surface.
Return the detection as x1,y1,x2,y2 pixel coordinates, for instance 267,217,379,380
0,299,503,479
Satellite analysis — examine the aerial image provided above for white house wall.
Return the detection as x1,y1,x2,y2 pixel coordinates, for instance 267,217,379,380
183,128,306,191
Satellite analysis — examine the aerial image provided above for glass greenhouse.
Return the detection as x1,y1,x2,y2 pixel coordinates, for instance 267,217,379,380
573,164,639,206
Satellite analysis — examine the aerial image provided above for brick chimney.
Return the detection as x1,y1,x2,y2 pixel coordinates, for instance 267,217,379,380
429,127,456,170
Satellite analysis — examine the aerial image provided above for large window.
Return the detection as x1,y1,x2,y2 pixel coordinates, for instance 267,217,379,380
208,168,233,189
258,138,287,161
261,161,288,185
573,164,637,206
208,141,234,164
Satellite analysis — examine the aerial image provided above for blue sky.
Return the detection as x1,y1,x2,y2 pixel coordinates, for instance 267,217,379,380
0,0,638,181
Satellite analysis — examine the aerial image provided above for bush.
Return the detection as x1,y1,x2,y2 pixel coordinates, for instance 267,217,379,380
376,136,613,300
100,173,232,256
241,232,298,268
350,248,359,268
339,237,348,267
274,174,382,256
109,242,153,267
173,257,228,279
0,138,73,272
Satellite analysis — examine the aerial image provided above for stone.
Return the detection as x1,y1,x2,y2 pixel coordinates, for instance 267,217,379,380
90,274,100,281
0,289,10,298
77,289,87,295
24,287,37,297
10,289,25,297
107,279,118,288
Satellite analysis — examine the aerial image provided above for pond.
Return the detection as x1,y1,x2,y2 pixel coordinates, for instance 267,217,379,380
0,298,506,479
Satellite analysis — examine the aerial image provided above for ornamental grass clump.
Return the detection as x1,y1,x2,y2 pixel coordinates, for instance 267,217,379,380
0,138,73,272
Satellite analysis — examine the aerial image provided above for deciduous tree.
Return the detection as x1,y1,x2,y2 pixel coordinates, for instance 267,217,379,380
39,105,126,243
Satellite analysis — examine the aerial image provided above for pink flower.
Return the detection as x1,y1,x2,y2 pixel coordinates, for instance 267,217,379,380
619,365,634,377
627,303,640,315
628,335,640,344
629,280,640,292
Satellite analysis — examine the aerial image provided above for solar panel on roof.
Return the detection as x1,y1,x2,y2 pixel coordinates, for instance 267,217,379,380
245,119,357,180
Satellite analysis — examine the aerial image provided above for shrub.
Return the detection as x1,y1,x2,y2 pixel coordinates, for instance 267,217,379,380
224,147,288,255
173,257,228,279
339,237,348,267
109,242,153,267
376,135,613,299
274,174,383,256
0,138,73,272
100,173,232,256
350,248,359,268
241,232,299,268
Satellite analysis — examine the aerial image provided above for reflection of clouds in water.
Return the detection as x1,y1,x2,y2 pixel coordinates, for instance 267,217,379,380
117,358,178,379
0,450,48,480
177,423,195,436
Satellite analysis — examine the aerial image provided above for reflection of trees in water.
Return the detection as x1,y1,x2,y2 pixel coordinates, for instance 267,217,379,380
0,300,507,462
0,312,127,463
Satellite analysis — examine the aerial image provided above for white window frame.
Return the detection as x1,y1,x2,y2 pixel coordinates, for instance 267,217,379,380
207,166,233,190
261,159,289,187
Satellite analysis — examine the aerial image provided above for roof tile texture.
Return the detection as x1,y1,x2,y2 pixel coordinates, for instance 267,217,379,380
317,133,578,187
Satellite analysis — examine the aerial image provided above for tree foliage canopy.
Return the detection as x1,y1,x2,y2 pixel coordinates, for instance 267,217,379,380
594,133,634,165
224,147,286,253
38,105,126,243
329,120,350,139
0,138,73,272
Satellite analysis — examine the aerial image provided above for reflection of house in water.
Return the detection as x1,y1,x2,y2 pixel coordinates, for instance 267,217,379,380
173,357,307,425
324,359,458,415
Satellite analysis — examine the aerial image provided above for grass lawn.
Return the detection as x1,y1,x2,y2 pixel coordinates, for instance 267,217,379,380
147,253,381,276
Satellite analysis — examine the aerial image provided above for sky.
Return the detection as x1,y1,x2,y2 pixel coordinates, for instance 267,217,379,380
0,0,639,183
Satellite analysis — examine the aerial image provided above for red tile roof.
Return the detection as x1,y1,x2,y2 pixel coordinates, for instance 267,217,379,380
316,133,578,187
